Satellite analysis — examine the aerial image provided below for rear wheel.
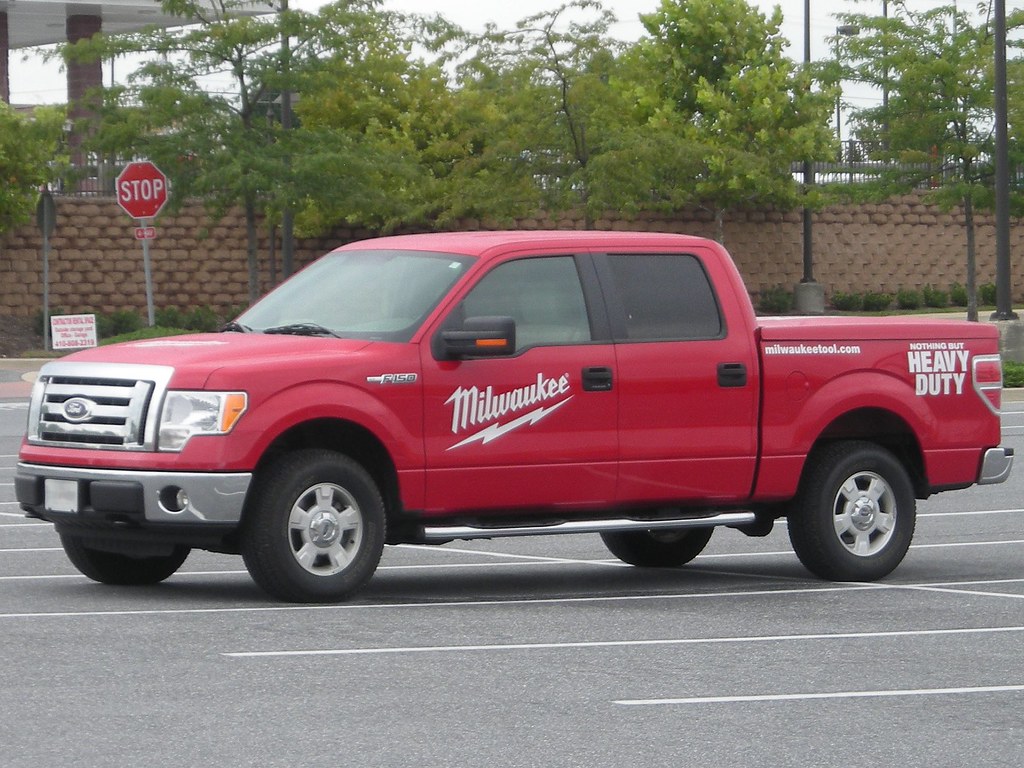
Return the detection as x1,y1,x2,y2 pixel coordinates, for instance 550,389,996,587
600,527,714,567
241,450,386,603
788,441,916,581
60,534,190,585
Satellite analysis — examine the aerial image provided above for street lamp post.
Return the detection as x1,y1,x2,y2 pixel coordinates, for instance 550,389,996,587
834,25,860,154
992,0,1017,320
795,0,825,314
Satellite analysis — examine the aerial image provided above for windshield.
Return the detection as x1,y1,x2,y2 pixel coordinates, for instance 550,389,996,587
235,249,473,342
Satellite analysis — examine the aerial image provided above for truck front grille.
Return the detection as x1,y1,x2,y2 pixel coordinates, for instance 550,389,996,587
27,363,174,451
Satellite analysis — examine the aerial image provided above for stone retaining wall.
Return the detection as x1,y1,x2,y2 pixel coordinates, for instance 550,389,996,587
0,195,1019,318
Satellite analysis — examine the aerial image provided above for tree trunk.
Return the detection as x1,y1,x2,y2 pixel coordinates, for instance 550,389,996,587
245,195,260,306
964,194,977,322
714,208,725,244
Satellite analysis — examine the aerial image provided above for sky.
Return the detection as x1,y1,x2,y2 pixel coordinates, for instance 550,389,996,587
4,0,1013,115
4,0,877,105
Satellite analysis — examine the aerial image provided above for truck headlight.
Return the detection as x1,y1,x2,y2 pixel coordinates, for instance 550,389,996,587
158,391,248,452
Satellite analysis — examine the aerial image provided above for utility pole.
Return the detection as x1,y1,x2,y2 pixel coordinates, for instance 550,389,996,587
795,0,824,314
992,0,1016,319
280,0,295,280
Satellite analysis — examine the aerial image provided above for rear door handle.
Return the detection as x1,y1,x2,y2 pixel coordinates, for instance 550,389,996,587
717,362,747,388
582,366,614,392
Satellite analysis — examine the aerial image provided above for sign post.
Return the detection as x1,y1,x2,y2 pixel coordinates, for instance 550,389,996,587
116,161,169,326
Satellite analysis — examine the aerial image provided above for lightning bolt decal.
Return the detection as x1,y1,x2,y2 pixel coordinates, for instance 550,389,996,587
447,396,574,450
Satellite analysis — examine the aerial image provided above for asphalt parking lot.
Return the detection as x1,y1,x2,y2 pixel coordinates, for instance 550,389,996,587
2,390,1024,768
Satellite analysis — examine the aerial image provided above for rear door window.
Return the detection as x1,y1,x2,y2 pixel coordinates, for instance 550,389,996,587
600,253,723,341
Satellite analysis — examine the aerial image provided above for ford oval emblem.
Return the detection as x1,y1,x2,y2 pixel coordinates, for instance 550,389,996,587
62,397,96,423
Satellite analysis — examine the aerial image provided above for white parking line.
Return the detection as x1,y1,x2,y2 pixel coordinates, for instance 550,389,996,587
0,519,51,526
0,583,891,619
224,624,1024,659
614,684,1024,706
918,508,1024,517
4,576,1023,620
395,543,629,567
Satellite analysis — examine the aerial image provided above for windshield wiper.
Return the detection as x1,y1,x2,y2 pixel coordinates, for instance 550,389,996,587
262,322,341,338
220,320,252,333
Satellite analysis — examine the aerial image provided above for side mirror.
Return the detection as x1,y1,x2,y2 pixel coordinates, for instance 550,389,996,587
439,316,516,359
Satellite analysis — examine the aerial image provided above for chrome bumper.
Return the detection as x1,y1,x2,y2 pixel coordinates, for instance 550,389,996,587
979,447,1014,485
16,462,251,524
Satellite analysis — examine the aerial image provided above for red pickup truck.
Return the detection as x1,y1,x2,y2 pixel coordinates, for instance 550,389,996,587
15,231,1013,602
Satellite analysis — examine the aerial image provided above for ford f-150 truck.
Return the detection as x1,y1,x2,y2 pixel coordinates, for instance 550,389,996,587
15,231,1014,602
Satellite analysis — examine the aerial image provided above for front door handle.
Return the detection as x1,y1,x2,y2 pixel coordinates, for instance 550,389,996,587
582,366,613,392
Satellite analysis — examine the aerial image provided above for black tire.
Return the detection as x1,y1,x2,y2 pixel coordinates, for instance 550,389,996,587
600,527,714,567
60,534,190,585
240,450,386,603
788,440,916,582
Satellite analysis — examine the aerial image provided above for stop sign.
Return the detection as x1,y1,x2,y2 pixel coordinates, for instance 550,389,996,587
116,161,169,219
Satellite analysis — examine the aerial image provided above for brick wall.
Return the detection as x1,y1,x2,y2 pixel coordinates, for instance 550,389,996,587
0,194,1020,319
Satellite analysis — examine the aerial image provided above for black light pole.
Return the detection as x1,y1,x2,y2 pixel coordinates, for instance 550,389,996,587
794,0,826,314
801,0,814,286
992,0,1016,319
280,0,295,280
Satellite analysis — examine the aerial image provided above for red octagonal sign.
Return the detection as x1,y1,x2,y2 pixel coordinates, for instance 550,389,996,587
116,161,169,219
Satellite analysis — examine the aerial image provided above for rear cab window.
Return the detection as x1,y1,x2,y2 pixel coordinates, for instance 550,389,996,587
597,253,724,342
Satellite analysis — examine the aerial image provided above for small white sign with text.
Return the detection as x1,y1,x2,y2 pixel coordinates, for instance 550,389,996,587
51,314,98,350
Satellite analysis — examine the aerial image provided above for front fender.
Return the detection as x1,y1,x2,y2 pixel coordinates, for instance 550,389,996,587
194,380,422,472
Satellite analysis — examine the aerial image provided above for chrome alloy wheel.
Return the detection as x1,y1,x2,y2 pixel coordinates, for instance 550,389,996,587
831,470,897,557
288,482,363,576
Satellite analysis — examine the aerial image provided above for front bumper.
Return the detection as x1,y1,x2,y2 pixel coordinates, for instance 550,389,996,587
979,447,1015,485
16,463,252,524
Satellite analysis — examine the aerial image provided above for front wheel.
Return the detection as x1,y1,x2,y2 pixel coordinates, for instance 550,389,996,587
241,450,386,603
60,534,190,585
788,441,916,582
600,527,714,567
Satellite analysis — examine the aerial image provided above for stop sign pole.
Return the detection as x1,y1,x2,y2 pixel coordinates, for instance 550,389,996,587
116,161,169,326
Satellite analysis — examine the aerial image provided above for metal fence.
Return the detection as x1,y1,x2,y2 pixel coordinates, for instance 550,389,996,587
53,142,1008,197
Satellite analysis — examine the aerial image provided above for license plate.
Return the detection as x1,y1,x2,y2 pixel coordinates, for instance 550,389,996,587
44,479,79,513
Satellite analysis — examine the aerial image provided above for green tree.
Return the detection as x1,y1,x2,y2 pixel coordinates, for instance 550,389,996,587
72,0,428,302
0,105,65,234
836,2,1020,321
628,0,835,242
442,1,633,228
292,11,461,232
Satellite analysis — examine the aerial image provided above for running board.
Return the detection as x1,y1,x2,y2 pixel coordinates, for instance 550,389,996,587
421,511,757,542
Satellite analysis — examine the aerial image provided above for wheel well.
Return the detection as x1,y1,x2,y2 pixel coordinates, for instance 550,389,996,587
813,407,928,497
255,418,402,517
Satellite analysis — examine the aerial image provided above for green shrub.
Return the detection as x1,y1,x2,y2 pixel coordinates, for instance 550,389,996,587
979,283,998,305
155,306,187,328
99,326,192,345
896,290,922,310
34,307,67,335
184,306,220,332
222,304,248,324
922,284,948,308
862,292,893,311
831,291,863,311
949,283,968,306
97,310,143,339
757,285,793,314
1004,361,1024,388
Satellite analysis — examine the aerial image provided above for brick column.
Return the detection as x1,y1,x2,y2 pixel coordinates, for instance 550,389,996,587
0,12,9,104
66,14,103,168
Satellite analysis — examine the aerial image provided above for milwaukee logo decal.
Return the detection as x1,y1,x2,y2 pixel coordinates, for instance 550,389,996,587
446,373,572,449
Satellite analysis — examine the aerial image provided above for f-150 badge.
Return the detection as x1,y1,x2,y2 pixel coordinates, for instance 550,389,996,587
446,373,572,449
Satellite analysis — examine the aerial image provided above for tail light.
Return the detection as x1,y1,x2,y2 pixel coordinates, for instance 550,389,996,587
973,354,1003,414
